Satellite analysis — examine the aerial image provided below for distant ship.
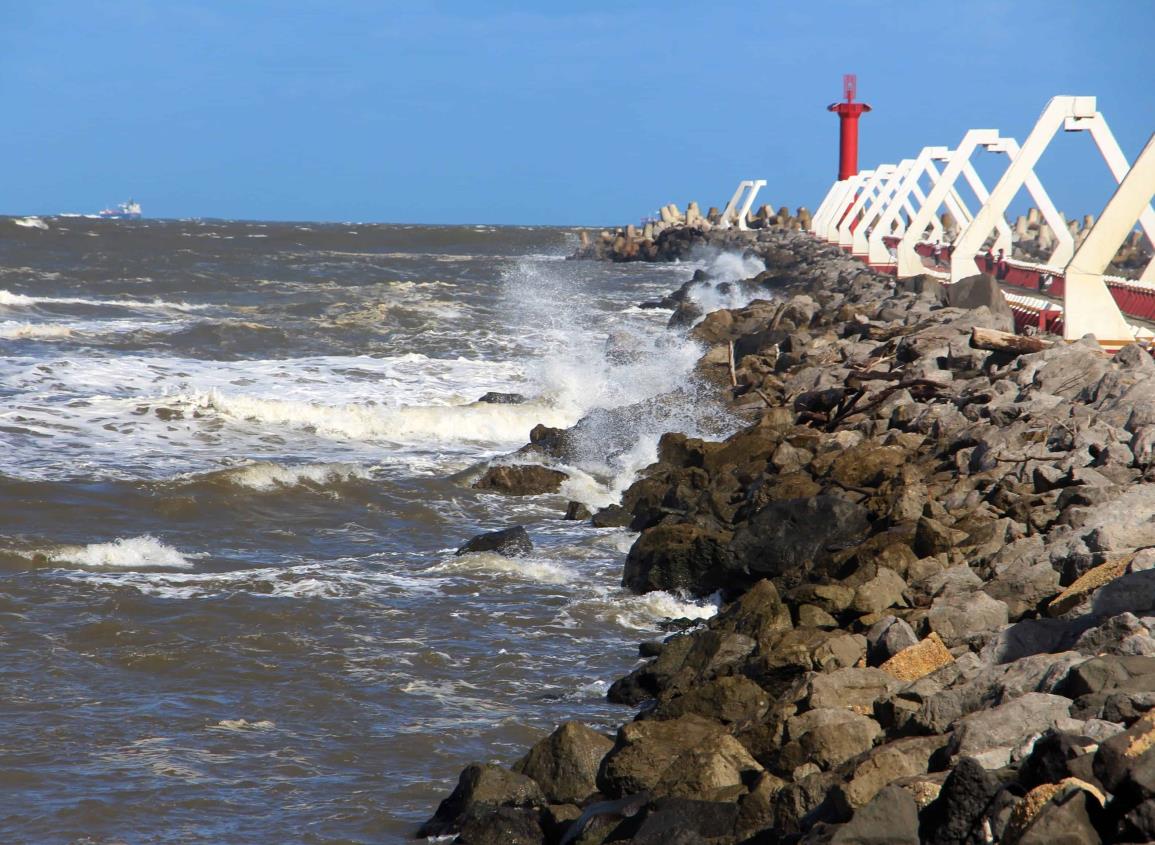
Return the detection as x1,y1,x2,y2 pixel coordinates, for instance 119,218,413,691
98,200,142,220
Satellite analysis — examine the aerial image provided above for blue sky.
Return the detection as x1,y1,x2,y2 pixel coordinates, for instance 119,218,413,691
2,0,1152,224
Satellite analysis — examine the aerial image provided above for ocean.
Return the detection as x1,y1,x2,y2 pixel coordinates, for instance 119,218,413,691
0,217,761,844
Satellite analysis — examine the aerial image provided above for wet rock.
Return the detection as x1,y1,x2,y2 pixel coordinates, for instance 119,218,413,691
478,392,527,404
473,464,568,495
456,526,533,557
621,523,738,596
590,504,631,528
563,501,592,521
418,763,545,838
513,722,613,805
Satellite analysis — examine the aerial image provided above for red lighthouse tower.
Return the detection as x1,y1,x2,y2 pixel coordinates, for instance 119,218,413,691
828,74,871,181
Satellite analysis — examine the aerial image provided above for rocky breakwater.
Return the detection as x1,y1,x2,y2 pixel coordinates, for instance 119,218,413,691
571,204,811,263
422,228,1155,844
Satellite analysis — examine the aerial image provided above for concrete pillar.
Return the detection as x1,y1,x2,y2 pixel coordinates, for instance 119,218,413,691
1027,207,1041,225
1083,213,1095,231
579,230,590,248
659,207,674,224
642,222,654,240
1014,216,1029,238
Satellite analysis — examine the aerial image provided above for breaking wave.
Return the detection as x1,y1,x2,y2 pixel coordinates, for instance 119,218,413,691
48,535,199,570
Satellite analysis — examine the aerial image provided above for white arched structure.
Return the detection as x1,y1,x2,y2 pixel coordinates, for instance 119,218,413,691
1063,131,1155,346
951,96,1155,283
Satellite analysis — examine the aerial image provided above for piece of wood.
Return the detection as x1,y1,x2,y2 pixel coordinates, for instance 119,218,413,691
970,326,1053,354
728,341,737,387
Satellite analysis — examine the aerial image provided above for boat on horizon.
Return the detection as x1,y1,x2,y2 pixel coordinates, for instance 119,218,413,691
98,200,142,220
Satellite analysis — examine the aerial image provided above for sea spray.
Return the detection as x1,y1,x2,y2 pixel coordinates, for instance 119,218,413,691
498,256,740,503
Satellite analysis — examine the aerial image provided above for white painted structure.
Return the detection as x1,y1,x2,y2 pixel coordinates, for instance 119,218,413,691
718,179,767,230
1062,131,1155,345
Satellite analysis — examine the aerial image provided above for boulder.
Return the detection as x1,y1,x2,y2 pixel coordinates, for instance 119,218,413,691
597,714,728,797
456,806,545,845
456,526,533,557
830,785,920,844
473,464,568,495
851,568,908,615
651,675,771,726
513,722,613,805
866,616,919,665
563,501,592,521
949,693,1074,769
621,523,738,596
880,633,954,682
478,392,527,405
919,756,1008,845
808,667,901,713
928,590,1009,647
653,734,764,801
418,763,545,838
729,496,872,587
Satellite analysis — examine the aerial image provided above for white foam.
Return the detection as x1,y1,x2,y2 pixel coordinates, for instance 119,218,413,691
0,288,208,312
49,535,199,570
188,389,573,447
12,216,48,230
0,322,73,339
604,590,720,630
186,461,370,491
429,552,575,585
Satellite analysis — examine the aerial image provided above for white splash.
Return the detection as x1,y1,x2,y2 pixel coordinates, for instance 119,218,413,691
0,322,73,339
49,535,199,570
186,389,574,447
429,552,575,585
12,216,48,230
0,288,208,312
185,461,370,492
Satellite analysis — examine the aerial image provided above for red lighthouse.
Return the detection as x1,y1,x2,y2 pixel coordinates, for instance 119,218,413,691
828,74,871,181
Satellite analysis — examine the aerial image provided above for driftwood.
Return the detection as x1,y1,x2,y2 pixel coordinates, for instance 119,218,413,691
970,326,1052,355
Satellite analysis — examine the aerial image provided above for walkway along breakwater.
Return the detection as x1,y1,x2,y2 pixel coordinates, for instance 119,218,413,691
420,225,1155,843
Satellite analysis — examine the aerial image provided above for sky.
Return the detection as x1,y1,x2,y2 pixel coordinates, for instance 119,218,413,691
1,0,1153,225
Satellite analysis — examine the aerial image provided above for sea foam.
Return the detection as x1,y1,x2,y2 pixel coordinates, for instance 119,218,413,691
49,535,198,569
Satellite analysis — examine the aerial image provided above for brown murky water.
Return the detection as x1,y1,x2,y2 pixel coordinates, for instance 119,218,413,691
0,217,750,843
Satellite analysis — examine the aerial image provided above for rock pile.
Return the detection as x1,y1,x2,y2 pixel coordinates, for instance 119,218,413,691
571,205,811,263
424,228,1155,843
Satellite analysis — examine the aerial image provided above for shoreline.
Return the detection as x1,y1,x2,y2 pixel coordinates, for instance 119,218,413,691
422,226,1155,843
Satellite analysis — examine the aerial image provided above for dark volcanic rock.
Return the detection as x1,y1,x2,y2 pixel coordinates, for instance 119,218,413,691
473,464,568,495
621,523,739,596
418,763,544,838
456,526,533,557
729,496,872,587
478,391,527,404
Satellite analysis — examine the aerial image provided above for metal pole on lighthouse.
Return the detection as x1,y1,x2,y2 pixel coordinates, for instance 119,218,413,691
828,74,871,181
